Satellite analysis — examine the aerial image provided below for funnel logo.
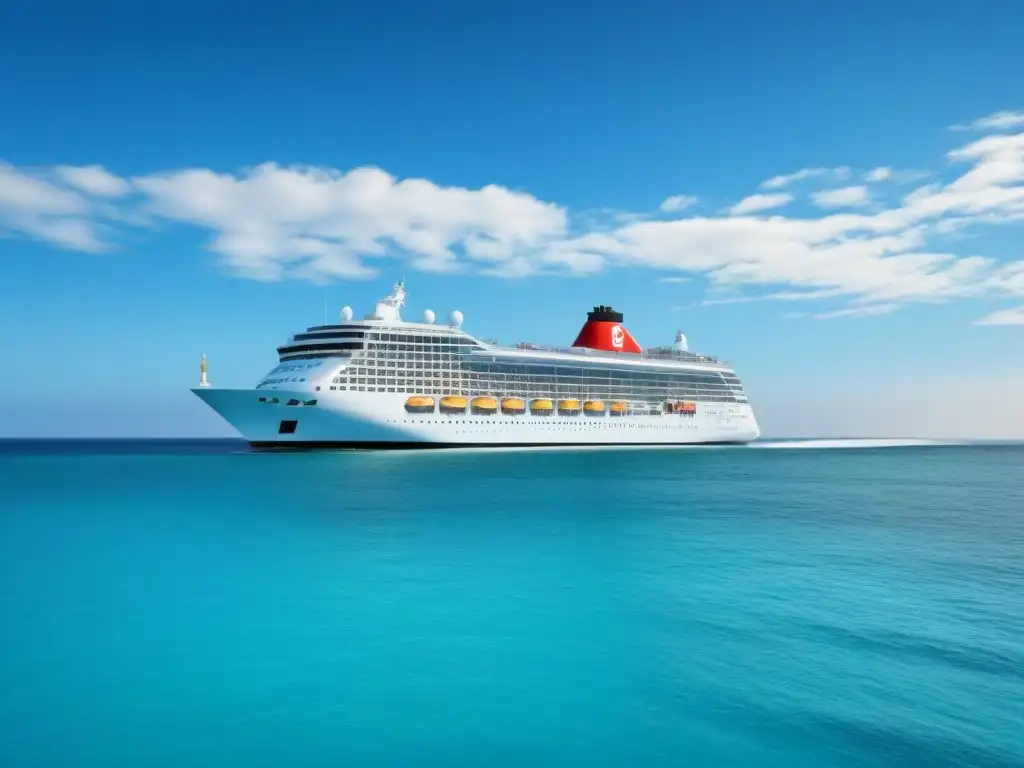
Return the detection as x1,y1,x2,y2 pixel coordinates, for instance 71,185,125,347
610,325,625,348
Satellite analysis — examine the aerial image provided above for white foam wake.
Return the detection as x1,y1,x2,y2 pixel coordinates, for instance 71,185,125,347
750,438,964,450
341,438,973,458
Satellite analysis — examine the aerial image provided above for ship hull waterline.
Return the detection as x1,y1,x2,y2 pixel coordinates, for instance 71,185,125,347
192,388,761,450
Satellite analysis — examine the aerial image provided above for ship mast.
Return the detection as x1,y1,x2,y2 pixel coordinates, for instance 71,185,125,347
199,353,210,388
370,280,407,323
386,280,407,311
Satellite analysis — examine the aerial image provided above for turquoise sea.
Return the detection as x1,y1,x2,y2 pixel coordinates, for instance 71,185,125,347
1,439,1022,767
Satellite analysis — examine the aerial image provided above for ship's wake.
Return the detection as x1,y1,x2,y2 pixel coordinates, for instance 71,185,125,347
336,437,978,458
749,438,966,450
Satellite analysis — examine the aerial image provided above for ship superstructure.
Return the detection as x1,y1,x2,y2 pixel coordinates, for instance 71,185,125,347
192,281,760,448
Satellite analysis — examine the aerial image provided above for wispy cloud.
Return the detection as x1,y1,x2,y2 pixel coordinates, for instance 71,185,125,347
951,109,1024,132
811,185,870,209
701,296,758,306
658,276,691,284
864,166,931,184
815,303,902,320
760,166,851,190
764,288,851,301
974,306,1024,325
659,194,697,213
728,192,793,216
0,162,122,251
53,165,132,198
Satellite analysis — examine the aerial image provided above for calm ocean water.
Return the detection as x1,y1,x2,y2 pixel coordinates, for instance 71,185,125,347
1,439,1022,767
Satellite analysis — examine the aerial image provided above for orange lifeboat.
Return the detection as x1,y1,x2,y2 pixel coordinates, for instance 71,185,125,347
530,398,554,414
405,396,435,413
558,399,581,414
471,396,498,413
439,395,468,413
583,400,605,415
501,397,526,415
680,401,697,414
610,401,628,416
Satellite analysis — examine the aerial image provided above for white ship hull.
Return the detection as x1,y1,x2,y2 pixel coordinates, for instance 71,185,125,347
192,388,761,448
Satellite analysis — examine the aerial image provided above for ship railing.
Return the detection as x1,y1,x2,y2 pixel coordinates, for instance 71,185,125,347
501,342,726,366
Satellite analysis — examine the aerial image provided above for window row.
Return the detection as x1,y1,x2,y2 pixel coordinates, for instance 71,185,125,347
327,384,740,401
338,372,743,392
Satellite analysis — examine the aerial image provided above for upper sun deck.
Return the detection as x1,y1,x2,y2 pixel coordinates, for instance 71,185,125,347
282,322,730,372
278,281,733,372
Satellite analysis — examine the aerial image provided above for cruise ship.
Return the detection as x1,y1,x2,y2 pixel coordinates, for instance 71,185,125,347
192,281,760,448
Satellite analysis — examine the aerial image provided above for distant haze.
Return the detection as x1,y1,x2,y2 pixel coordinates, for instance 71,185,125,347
755,380,1024,439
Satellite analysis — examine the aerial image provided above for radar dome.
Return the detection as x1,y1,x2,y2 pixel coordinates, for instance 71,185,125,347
422,309,436,324
449,309,464,328
340,306,353,322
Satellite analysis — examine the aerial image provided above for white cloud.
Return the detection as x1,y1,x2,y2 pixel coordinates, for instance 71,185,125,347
974,306,1024,325
0,162,106,251
658,276,690,284
4,109,1024,322
811,185,870,209
0,164,84,216
659,194,697,213
815,303,901,320
701,296,758,306
765,288,851,301
865,166,931,185
54,165,131,197
131,163,568,280
951,110,1024,132
728,192,793,216
761,166,850,190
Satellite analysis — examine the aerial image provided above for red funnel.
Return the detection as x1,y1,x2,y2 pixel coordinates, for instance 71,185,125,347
572,305,642,354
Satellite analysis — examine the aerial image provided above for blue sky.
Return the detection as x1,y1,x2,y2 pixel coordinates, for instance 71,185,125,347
2,0,1023,438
